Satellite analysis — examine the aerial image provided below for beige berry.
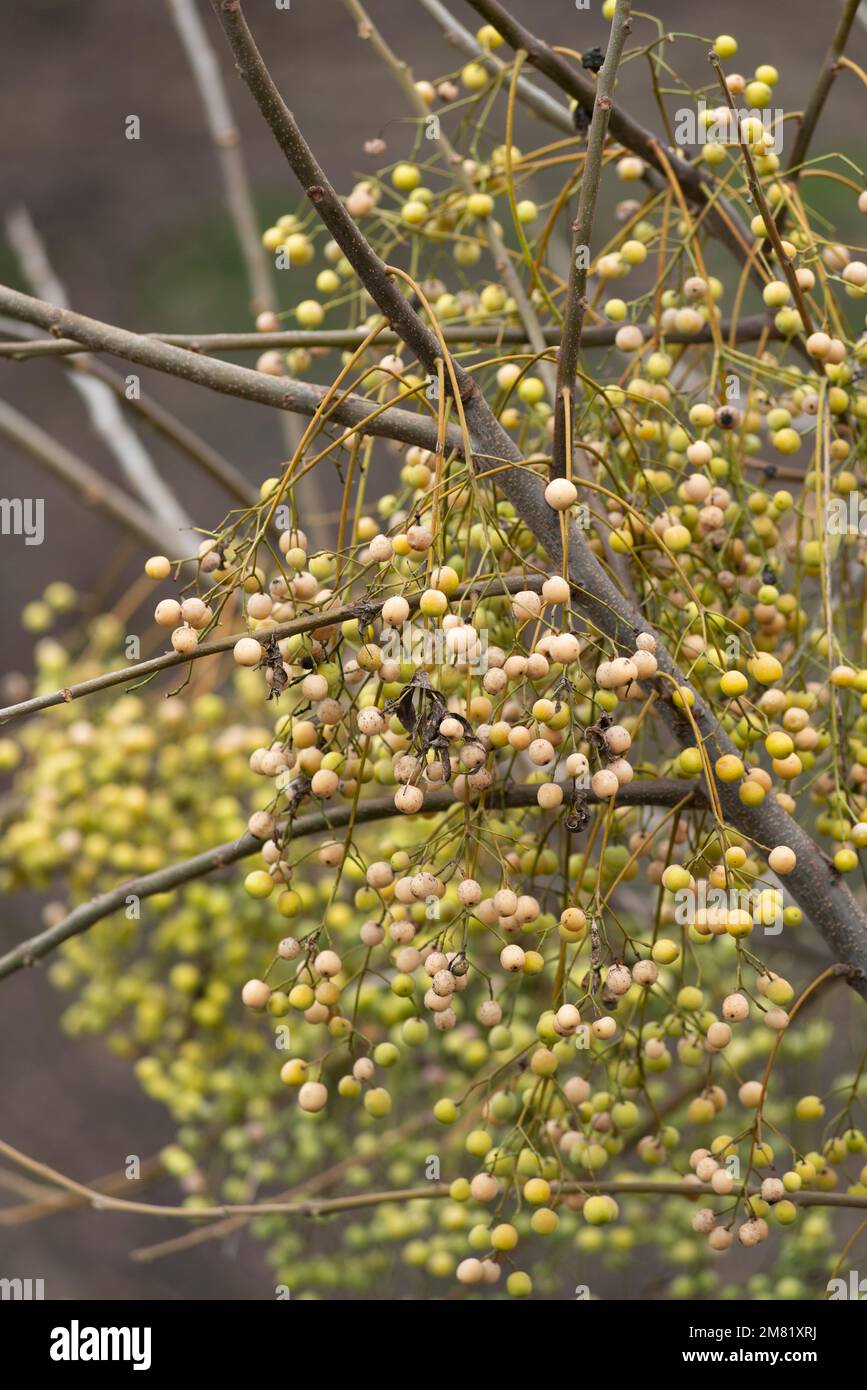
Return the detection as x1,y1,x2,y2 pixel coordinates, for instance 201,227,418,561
544,478,578,510
171,626,198,655
155,599,182,627
298,1081,328,1112
708,1227,734,1251
145,555,171,580
500,944,525,972
542,575,570,604
555,1003,581,1032
591,768,619,799
394,785,424,813
234,637,264,667
248,811,277,840
768,845,796,875
314,950,342,977
241,979,271,1009
722,992,749,1022
706,1021,732,1050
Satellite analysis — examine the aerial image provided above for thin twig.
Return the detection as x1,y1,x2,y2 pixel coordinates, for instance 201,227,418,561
166,0,274,315
1,1135,866,1226
131,1110,436,1263
0,314,781,359
0,1156,163,1227
1,322,259,507
76,356,259,508
165,0,317,534
0,574,541,725
0,282,455,454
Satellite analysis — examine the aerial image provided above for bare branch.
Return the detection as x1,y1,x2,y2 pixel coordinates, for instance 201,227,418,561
165,0,322,533
1,1134,866,1226
132,1110,434,1262
0,780,705,981
0,1156,163,1228
0,323,259,508
0,313,782,360
553,0,632,479
788,0,861,177
0,282,451,451
72,357,259,508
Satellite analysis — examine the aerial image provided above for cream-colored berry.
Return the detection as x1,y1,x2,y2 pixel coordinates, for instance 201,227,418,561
544,478,578,510
298,1081,328,1112
500,944,525,972
768,845,796,875
234,637,264,667
242,978,271,1009
155,599,182,627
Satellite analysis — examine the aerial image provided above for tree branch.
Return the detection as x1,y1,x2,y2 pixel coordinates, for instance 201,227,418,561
203,0,867,999
0,314,782,360
0,575,542,724
1,323,259,508
210,0,468,388
0,1156,163,1228
0,781,703,980
0,282,454,452
1,1133,866,1225
6,2,860,1005
787,0,861,177
0,781,704,979
552,0,631,479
